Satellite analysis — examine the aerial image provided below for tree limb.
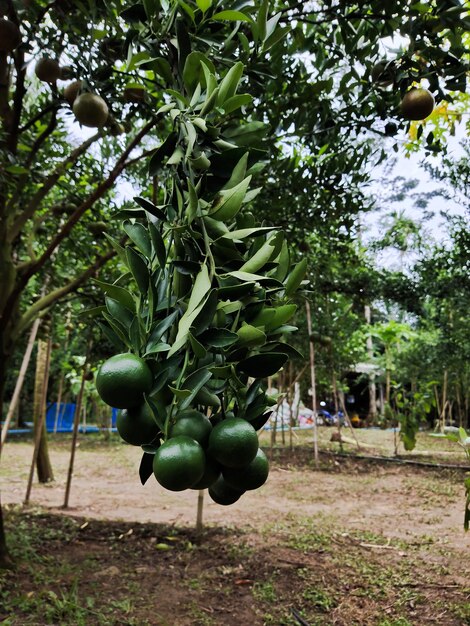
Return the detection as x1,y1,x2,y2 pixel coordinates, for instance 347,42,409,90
1,118,157,337
25,107,58,167
19,101,60,134
7,131,101,240
13,246,118,339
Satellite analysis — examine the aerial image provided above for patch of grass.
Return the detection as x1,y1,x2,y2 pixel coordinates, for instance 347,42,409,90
186,603,217,625
451,601,470,621
301,587,336,612
252,580,278,603
377,617,413,626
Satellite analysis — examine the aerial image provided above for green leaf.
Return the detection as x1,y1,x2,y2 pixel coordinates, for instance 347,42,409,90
264,305,297,331
148,133,178,176
237,352,288,378
187,181,198,223
196,0,211,11
168,265,212,356
129,316,142,352
103,233,128,266
198,328,238,348
134,196,167,222
102,312,131,348
148,222,167,268
236,324,266,348
183,52,216,92
123,221,152,259
126,247,149,294
147,311,178,346
179,368,213,410
189,332,207,358
212,10,253,23
284,258,308,296
6,165,29,175
209,176,252,221
191,288,218,335
226,270,283,286
219,226,279,241
239,232,284,274
98,322,124,351
144,342,171,356
194,386,221,407
94,279,135,311
221,94,253,114
176,17,191,71
217,61,244,105
222,152,249,190
105,297,133,328
274,240,290,281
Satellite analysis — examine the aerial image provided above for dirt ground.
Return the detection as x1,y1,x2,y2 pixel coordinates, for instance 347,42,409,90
1,430,469,625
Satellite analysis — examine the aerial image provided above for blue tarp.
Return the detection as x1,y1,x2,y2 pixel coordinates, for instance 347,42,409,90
44,403,118,433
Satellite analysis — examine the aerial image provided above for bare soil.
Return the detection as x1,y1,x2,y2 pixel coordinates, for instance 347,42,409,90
1,431,469,625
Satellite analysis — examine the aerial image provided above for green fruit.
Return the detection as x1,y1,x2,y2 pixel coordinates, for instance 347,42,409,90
222,448,269,491
96,353,153,409
153,436,205,491
63,80,82,104
169,410,212,447
35,57,61,82
117,403,159,446
401,88,435,121
73,93,109,127
208,475,244,505
208,417,259,469
191,456,221,490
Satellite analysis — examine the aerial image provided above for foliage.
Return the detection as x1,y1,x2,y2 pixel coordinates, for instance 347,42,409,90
97,3,306,470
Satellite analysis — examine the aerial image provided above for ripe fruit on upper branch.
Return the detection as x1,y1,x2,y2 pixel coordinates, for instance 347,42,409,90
73,93,109,127
401,88,435,121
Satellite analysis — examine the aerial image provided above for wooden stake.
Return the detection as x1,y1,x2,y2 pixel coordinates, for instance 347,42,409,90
196,489,204,534
305,300,319,468
0,317,41,453
63,339,92,509
24,337,52,505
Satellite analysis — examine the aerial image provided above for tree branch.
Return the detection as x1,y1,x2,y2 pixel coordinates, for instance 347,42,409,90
124,148,155,169
13,246,117,338
1,118,158,337
25,107,58,167
21,120,157,277
19,102,60,134
7,131,101,241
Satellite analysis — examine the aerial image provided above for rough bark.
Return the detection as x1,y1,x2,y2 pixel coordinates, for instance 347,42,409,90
0,362,13,568
33,338,53,483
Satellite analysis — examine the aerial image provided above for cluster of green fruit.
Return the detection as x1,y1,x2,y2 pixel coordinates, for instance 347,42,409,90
96,353,269,505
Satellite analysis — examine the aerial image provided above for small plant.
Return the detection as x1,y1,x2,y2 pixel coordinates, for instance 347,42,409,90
435,426,470,530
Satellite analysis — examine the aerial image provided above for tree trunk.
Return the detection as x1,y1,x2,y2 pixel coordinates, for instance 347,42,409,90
33,338,53,483
0,331,14,566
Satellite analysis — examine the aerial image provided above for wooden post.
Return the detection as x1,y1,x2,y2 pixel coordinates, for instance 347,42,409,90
288,361,293,452
305,300,319,468
196,489,204,534
24,337,52,505
63,339,92,509
364,305,377,423
0,317,41,452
